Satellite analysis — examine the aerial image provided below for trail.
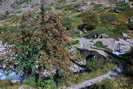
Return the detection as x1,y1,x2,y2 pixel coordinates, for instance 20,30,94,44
64,71,117,89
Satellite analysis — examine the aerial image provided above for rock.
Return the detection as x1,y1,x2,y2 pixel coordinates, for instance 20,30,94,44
79,38,133,53
70,60,86,73
128,16,133,23
129,2,133,8
84,33,108,39
41,69,57,78
18,85,34,89
101,33,109,38
78,24,95,32
122,33,128,38
76,7,88,12
116,39,132,52
128,22,133,30
80,38,94,48
128,16,133,30
0,42,6,52
114,67,123,73
113,9,122,13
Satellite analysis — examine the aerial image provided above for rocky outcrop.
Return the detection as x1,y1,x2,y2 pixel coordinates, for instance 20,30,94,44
79,38,133,53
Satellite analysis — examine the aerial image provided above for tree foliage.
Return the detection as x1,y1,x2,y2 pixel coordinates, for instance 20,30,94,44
0,10,71,77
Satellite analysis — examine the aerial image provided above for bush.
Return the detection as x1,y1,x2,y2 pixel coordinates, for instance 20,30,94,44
100,13,118,24
110,29,125,38
71,29,81,37
80,11,98,26
94,41,107,48
26,76,57,89
124,8,133,17
113,2,130,13
86,56,106,71
37,80,57,89
112,23,128,37
63,16,73,30
89,79,115,89
71,40,79,45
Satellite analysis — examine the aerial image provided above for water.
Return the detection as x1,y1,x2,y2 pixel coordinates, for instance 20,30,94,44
112,50,125,56
0,72,6,80
0,69,24,83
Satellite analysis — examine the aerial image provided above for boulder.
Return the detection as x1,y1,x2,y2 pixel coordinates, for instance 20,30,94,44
70,60,86,73
128,22,133,30
78,24,95,32
79,38,133,53
128,16,133,23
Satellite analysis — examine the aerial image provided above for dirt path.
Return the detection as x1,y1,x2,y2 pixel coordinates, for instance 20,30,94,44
64,71,116,89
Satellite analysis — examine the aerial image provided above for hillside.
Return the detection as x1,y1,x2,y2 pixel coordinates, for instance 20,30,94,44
0,0,117,14
0,0,133,89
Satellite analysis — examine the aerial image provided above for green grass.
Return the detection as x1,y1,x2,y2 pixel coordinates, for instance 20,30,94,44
71,40,80,45
94,41,107,48
90,77,133,89
84,24,128,38
0,80,23,89
69,12,82,29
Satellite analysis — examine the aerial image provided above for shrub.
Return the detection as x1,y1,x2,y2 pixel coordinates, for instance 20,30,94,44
71,40,79,45
113,2,130,13
37,80,57,89
89,79,116,89
86,56,106,71
100,13,118,24
26,76,57,89
80,11,98,26
94,41,107,48
110,28,126,38
112,23,128,37
63,16,73,30
124,8,133,17
71,29,81,37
